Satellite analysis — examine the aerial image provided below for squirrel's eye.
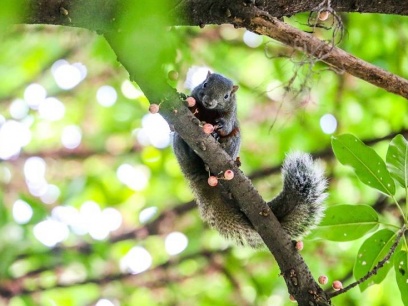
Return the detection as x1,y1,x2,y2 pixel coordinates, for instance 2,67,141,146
203,82,207,88
224,93,229,99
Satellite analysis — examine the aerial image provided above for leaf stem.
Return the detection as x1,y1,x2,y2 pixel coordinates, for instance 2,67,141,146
392,195,407,224
405,187,408,221
380,222,401,230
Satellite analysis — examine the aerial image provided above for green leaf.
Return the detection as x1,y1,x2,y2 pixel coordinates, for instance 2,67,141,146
332,134,395,196
309,205,379,241
394,250,408,306
386,134,408,188
354,229,402,291
0,1,24,28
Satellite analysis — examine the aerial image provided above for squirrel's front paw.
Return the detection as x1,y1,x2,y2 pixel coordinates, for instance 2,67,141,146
214,118,228,136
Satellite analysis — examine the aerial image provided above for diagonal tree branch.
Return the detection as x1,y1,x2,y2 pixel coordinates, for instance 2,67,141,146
240,14,408,99
8,1,408,305
0,249,229,298
104,30,331,305
21,1,408,100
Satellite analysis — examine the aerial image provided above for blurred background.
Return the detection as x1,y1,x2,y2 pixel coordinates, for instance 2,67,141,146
0,11,407,306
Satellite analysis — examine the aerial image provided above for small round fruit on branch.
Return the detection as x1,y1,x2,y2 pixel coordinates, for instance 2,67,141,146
168,70,179,80
186,96,196,107
318,10,330,21
223,170,234,180
332,280,343,291
149,104,160,114
295,241,304,251
202,123,215,134
207,176,218,187
318,275,328,285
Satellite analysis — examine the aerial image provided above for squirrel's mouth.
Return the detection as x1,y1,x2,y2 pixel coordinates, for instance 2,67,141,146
203,99,217,109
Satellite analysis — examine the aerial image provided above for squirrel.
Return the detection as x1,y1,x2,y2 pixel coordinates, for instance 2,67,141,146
173,71,327,247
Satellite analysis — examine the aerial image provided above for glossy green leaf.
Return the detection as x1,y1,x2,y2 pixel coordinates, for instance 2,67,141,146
309,205,379,241
386,134,408,188
332,134,395,196
394,250,408,306
354,229,402,291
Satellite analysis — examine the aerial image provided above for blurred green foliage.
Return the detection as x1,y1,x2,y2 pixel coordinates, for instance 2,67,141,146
0,8,407,306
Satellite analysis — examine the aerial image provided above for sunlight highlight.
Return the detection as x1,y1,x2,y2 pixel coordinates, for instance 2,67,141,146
38,97,65,121
51,202,122,239
184,66,211,90
61,125,82,149
320,113,338,134
135,114,171,149
33,219,69,247
0,120,32,160
9,99,29,120
165,232,188,256
24,83,47,110
243,31,263,48
12,199,33,224
96,85,118,107
95,299,115,306
120,246,152,274
116,163,150,191
40,184,61,205
139,206,158,224
52,60,87,90
121,80,144,99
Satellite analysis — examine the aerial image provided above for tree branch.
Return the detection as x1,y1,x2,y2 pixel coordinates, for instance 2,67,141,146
239,14,408,99
10,1,408,305
103,30,331,304
23,0,408,29
21,1,408,100
329,225,407,298
0,249,229,298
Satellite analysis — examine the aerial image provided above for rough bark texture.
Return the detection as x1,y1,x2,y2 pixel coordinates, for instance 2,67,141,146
24,0,408,30
104,30,331,305
11,0,408,305
170,0,408,26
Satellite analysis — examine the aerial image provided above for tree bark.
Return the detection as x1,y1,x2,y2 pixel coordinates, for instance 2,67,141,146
24,0,408,30
9,0,408,305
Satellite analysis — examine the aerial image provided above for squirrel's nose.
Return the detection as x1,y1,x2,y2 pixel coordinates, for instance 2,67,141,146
204,99,217,108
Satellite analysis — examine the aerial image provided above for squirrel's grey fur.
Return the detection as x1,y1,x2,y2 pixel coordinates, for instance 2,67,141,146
173,72,327,247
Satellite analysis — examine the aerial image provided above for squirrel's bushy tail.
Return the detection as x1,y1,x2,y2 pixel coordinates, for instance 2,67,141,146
268,152,327,239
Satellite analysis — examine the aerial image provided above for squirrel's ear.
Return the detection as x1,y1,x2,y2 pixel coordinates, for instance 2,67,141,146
232,85,239,94
207,70,212,78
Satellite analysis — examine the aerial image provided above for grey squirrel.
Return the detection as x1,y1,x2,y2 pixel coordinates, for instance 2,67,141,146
173,71,327,247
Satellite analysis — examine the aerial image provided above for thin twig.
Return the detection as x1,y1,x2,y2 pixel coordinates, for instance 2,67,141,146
329,224,407,298
243,14,408,99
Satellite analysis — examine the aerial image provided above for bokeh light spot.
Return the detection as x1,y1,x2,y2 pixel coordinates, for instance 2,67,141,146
243,31,263,48
61,125,82,149
116,164,150,191
165,232,188,256
120,246,152,274
0,120,32,160
96,85,117,107
33,219,69,247
139,206,158,224
24,83,47,110
9,99,29,120
121,80,144,99
12,200,33,224
135,114,171,149
52,59,85,90
320,113,338,134
38,97,65,121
